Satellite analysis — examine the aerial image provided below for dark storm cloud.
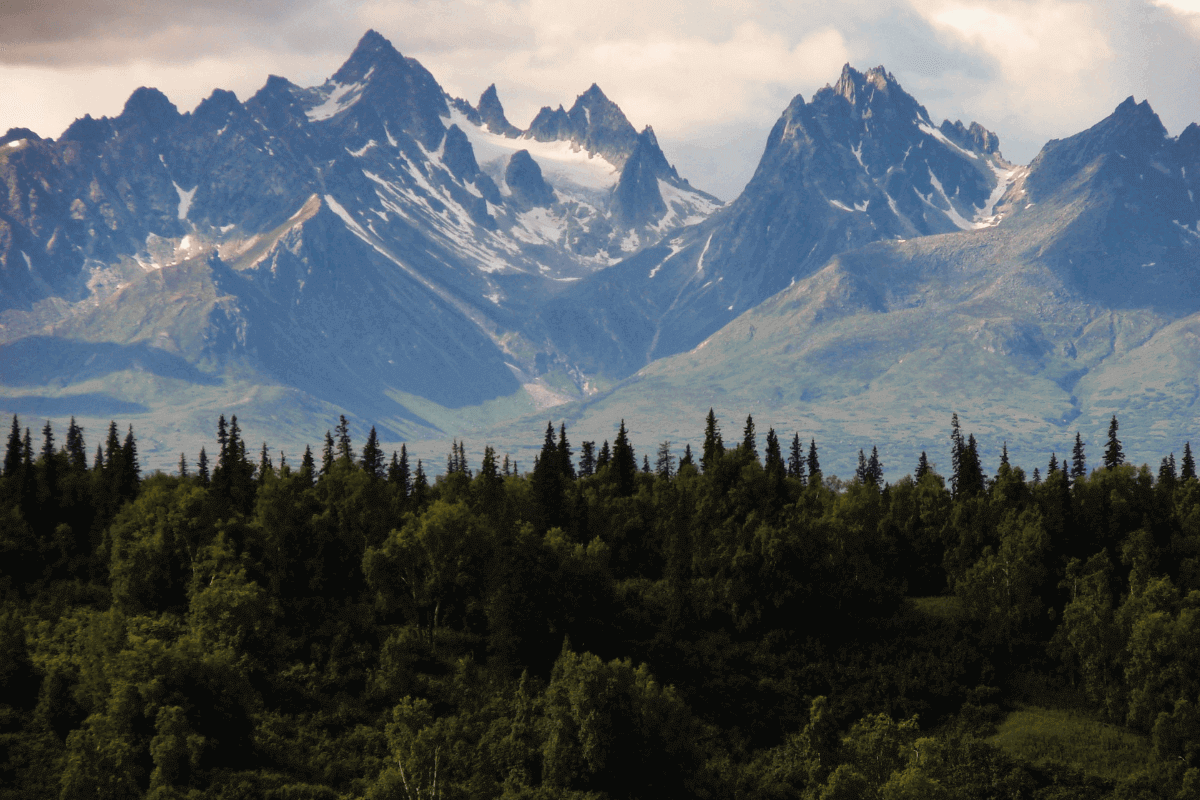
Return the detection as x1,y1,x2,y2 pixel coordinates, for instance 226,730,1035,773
0,0,330,65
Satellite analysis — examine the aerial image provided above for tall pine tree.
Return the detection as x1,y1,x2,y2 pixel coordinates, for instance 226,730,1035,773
1104,416,1124,470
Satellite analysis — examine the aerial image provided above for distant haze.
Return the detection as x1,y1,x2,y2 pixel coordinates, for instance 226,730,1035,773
2,0,1200,200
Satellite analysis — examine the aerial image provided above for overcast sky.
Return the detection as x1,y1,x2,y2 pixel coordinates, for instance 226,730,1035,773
2,0,1199,200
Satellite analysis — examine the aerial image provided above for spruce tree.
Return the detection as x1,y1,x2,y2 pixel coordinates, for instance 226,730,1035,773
867,446,883,486
300,445,315,482
612,420,637,495
950,414,964,497
642,455,651,473
3,415,21,476
597,440,611,470
335,415,353,464
197,447,210,485
447,438,461,475
1071,432,1087,480
94,444,103,472
655,441,675,478
121,425,140,498
361,426,383,478
21,428,31,470
916,451,930,480
65,417,87,472
579,441,596,477
1103,416,1123,470
557,423,575,479
1032,467,1041,486
398,445,411,494
178,453,189,478
679,444,694,470
458,440,471,478
701,409,723,472
216,415,229,465
258,442,273,482
741,415,757,460
1048,453,1059,474
788,433,804,479
412,459,428,505
959,434,983,497
764,429,785,480
1000,441,1010,468
1159,456,1177,490
856,450,869,484
1183,442,1196,481
807,439,820,479
322,431,335,476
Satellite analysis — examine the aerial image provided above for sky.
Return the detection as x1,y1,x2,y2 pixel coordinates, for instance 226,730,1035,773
2,0,1199,201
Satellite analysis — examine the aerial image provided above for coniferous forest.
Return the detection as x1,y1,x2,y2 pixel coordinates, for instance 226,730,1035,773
2,409,1200,799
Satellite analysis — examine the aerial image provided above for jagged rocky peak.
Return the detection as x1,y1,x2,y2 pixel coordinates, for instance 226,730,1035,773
612,126,673,224
505,150,555,207
940,120,1000,155
331,28,406,84
117,86,183,133
478,84,520,138
1,127,41,146
820,63,927,128
523,83,639,167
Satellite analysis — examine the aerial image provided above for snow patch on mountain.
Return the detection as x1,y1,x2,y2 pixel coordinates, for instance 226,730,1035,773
173,182,196,221
307,69,373,121
448,109,618,192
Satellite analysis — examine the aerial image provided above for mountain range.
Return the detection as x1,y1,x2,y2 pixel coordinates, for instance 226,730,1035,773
2,30,1198,477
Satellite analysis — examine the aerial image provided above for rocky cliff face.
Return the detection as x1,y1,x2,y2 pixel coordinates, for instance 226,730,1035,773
0,30,722,453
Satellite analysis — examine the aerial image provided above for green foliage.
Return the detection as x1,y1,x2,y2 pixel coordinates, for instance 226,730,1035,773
7,409,1200,798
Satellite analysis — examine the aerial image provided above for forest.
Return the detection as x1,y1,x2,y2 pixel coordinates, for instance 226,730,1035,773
1,409,1198,799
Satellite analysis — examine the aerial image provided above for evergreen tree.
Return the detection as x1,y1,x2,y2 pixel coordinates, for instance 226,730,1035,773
197,447,210,485
597,440,611,470
1159,455,1177,489
412,459,428,505
642,455,651,473
178,453,189,478
916,451,930,480
216,414,229,466
93,444,103,471
579,441,596,477
322,431,335,476
1071,432,1087,480
807,439,820,478
701,409,724,472
120,424,140,497
867,445,883,486
447,438,461,475
741,414,757,460
335,415,353,464
1103,416,1123,470
458,440,471,478
532,423,565,530
65,417,87,472
1032,467,1041,486
279,450,288,474
397,445,411,495
300,445,315,482
557,423,575,479
679,444,694,470
950,413,964,496
787,433,804,480
1000,441,1010,469
228,416,246,466
655,441,675,479
1048,452,1059,474
3,415,21,475
856,449,869,484
1183,442,1196,480
361,426,384,478
612,420,637,495
258,442,273,482
39,419,53,462
764,429,785,480
103,421,122,473
480,445,499,482
958,434,983,497
21,427,31,470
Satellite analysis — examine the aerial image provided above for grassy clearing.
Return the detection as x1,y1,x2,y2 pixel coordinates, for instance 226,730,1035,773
988,705,1152,782
909,595,965,623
